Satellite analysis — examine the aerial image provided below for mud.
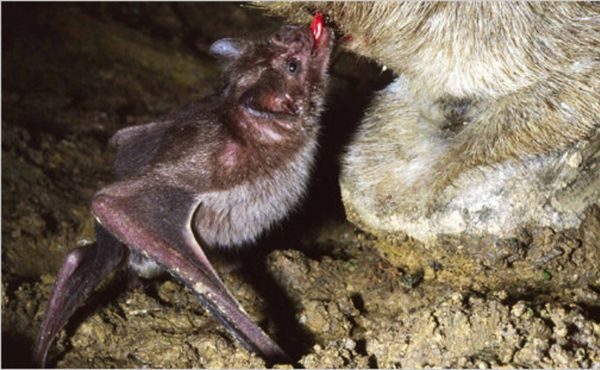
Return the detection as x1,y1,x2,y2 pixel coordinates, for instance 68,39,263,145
2,3,599,368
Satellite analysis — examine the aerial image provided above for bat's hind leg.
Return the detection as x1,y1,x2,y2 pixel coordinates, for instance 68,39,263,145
34,224,127,367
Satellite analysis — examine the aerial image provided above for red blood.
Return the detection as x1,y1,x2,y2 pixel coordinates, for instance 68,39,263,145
310,12,323,48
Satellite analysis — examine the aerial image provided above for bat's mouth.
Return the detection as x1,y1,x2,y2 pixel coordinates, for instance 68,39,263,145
243,101,297,124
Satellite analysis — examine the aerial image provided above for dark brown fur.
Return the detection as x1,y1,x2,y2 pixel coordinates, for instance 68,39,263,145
35,24,334,366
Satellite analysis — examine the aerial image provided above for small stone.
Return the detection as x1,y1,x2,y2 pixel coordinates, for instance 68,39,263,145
477,360,490,369
567,151,583,168
343,338,356,351
450,292,463,302
555,325,568,338
492,290,508,300
511,301,528,318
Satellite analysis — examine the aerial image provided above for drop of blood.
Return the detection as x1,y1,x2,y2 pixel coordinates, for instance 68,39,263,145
310,12,323,48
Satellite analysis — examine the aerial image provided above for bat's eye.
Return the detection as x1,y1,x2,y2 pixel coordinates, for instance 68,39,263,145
286,59,301,74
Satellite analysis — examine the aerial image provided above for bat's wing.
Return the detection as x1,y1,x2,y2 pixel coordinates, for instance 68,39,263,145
109,120,174,179
34,224,127,367
91,180,289,363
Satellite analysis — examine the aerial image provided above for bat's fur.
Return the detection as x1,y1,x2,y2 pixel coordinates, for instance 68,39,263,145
109,25,332,248
35,24,334,366
262,3,599,226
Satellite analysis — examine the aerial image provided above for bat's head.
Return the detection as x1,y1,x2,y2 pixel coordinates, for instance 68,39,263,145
209,20,334,138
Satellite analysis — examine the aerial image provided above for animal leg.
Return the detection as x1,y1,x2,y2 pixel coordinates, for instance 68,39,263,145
429,66,599,199
34,224,127,367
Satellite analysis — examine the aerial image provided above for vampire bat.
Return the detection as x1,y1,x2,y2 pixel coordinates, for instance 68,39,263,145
34,17,333,367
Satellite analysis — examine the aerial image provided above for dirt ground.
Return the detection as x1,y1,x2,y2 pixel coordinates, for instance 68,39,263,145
2,3,599,368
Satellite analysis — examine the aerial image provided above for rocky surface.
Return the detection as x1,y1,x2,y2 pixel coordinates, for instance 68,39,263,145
2,3,599,368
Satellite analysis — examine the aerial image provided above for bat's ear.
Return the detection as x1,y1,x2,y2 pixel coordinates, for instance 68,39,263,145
209,38,247,60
